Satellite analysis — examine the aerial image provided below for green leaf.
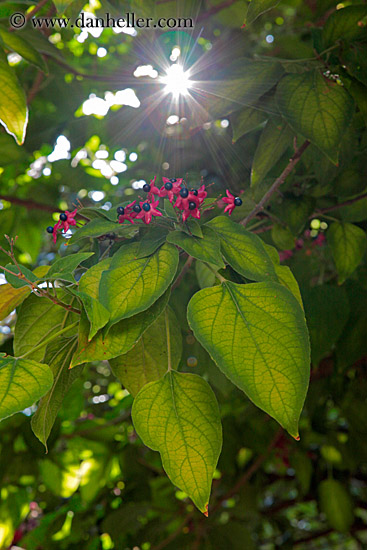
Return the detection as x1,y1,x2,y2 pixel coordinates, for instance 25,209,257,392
164,198,177,219
302,284,349,364
271,224,295,250
77,206,117,221
322,5,367,49
251,120,293,187
47,252,94,280
136,226,169,259
166,227,225,269
4,263,37,288
328,222,366,284
0,47,28,144
71,290,110,340
53,0,75,13
0,283,29,320
14,293,78,361
231,105,267,142
184,219,203,238
110,307,182,396
100,243,178,327
31,338,83,448
276,71,354,163
0,27,48,73
71,291,170,367
263,243,304,308
187,281,310,438
195,261,216,289
206,216,277,282
204,59,283,119
319,479,354,532
70,218,136,243
280,196,315,235
132,371,222,514
244,0,281,25
0,353,53,421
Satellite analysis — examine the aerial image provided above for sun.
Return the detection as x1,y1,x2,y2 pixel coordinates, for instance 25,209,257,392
160,64,192,98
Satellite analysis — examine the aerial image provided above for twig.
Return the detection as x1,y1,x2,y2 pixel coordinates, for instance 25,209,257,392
27,70,45,104
310,192,367,218
172,256,194,291
241,140,310,227
0,195,57,213
25,0,50,21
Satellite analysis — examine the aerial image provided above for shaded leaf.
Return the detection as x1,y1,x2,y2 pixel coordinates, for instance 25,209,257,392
188,281,310,437
244,0,281,25
319,479,354,532
195,261,216,289
0,27,48,73
323,5,367,49
231,105,267,142
166,227,224,268
70,218,136,243
132,371,222,513
328,222,366,284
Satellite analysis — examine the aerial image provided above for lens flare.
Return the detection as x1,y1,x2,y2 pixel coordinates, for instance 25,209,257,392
161,64,192,98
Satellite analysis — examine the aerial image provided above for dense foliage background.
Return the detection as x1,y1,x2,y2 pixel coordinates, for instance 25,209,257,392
0,0,367,548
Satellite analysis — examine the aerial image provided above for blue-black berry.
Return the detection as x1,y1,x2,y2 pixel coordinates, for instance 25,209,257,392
117,206,125,215
164,182,173,190
188,201,197,210
191,189,198,196
133,204,142,213
60,213,67,221
234,197,242,206
46,226,54,234
180,187,189,198
143,183,151,192
169,178,177,183
142,202,151,212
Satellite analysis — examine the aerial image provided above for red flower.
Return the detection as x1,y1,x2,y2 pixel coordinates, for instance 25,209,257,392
182,205,201,222
135,199,162,224
118,200,137,224
197,184,207,203
160,178,183,203
222,190,242,216
51,209,78,243
148,176,161,198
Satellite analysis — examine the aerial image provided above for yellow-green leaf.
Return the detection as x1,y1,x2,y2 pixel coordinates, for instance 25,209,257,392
100,243,178,328
0,27,48,73
166,227,225,269
328,222,366,284
187,281,310,438
276,71,354,164
110,307,182,396
132,371,222,514
0,353,53,421
0,283,29,321
0,47,28,144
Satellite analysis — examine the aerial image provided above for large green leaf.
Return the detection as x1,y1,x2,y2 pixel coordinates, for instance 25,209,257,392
70,218,136,243
110,308,182,396
251,119,293,187
0,47,28,145
244,0,281,25
47,252,94,280
319,479,354,532
13,293,78,361
31,338,83,448
187,281,310,438
264,243,304,308
322,5,367,49
0,353,53,421
132,371,222,514
0,27,48,73
206,216,277,282
302,285,349,364
71,291,169,367
0,283,29,321
276,71,354,163
231,105,267,142
100,243,178,327
204,59,283,119
72,290,110,340
328,222,366,284
166,227,225,269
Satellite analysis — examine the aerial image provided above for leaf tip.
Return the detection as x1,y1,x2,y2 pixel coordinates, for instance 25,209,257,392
294,434,300,441
203,504,209,517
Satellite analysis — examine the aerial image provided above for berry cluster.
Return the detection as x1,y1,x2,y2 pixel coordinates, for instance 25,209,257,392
46,209,77,243
46,177,243,241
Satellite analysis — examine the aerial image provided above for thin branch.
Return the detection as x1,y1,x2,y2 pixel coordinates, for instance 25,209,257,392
27,70,45,104
0,195,56,213
172,255,194,291
310,192,367,218
26,0,50,21
241,140,310,227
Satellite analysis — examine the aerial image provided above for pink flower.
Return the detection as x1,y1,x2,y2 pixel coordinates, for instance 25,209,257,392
135,199,163,224
221,190,242,216
160,177,183,203
148,177,161,198
118,201,137,224
49,208,78,243
182,204,201,222
197,184,207,203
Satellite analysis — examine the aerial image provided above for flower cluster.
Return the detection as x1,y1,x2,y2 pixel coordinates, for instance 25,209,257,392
46,209,77,243
46,177,244,240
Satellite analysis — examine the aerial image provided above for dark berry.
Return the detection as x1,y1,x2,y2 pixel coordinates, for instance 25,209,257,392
117,206,125,215
180,187,189,198
191,189,198,196
188,201,197,210
234,197,242,207
169,178,177,183
46,226,54,234
142,202,151,212
133,204,142,213
143,183,151,192
164,182,173,190
60,213,67,221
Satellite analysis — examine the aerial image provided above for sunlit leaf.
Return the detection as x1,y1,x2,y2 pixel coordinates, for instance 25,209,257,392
188,281,310,437
0,27,48,73
132,371,222,513
166,227,224,268
0,47,28,144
